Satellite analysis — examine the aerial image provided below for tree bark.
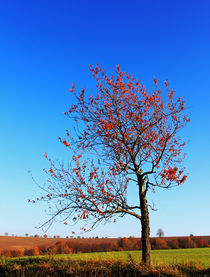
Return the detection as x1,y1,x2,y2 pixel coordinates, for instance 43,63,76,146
139,178,151,266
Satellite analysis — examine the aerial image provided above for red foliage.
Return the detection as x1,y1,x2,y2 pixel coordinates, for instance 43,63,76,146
38,245,49,255
150,238,169,250
0,235,208,258
191,237,207,248
36,65,189,234
168,239,179,249
52,241,73,254
24,245,39,256
1,249,11,257
118,237,136,251
10,249,24,257
32,65,190,265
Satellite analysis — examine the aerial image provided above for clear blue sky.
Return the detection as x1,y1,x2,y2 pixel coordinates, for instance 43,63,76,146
0,0,209,238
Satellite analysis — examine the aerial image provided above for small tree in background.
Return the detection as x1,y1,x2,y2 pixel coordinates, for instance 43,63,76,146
157,228,164,238
33,65,189,265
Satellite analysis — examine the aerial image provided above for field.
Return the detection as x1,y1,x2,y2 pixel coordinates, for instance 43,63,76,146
44,248,210,268
0,236,209,276
0,236,67,251
8,248,210,268
0,235,209,251
0,236,120,251
0,248,209,276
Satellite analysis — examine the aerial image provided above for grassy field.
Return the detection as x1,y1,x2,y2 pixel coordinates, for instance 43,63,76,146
8,248,210,268
56,248,210,268
1,248,209,276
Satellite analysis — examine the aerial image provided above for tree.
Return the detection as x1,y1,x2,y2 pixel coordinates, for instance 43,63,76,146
33,65,189,265
156,228,164,238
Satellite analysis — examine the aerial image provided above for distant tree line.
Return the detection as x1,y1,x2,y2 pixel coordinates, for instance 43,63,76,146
0,236,209,257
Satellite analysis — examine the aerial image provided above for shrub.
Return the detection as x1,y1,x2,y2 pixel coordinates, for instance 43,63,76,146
168,239,179,249
1,249,11,257
10,249,24,257
151,238,169,250
193,238,207,248
118,237,135,251
38,245,49,255
178,238,196,248
24,245,39,256
52,241,73,254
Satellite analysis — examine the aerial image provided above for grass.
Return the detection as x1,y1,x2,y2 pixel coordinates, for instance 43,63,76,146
58,248,210,268
7,248,210,268
1,248,210,276
151,248,210,268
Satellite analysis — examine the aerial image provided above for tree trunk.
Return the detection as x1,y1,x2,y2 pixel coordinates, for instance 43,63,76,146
139,179,151,266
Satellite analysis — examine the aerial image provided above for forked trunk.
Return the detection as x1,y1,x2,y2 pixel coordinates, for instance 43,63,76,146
139,179,151,266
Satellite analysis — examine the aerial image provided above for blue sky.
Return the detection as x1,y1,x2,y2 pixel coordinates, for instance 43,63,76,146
0,0,209,238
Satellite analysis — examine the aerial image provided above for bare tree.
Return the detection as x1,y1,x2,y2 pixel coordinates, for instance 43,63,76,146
157,228,164,238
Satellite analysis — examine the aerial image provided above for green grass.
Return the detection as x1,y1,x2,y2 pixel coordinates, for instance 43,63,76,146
151,248,210,268
8,248,210,268
1,249,209,276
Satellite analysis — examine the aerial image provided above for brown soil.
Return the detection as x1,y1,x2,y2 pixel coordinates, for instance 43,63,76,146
0,236,65,251
0,236,118,251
